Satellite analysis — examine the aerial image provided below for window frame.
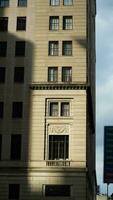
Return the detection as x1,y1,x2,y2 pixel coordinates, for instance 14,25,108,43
62,66,72,82
8,184,20,200
48,67,58,82
50,0,60,6
14,67,24,83
16,16,26,31
0,41,7,57
0,0,9,7
0,17,8,32
63,16,73,30
10,134,22,161
44,185,71,196
49,16,59,31
0,102,4,118
15,41,25,57
63,0,73,6
18,0,27,7
12,102,23,119
48,41,59,56
0,134,2,160
62,41,72,56
0,67,5,83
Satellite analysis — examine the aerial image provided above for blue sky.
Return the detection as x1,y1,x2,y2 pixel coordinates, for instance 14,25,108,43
96,0,113,195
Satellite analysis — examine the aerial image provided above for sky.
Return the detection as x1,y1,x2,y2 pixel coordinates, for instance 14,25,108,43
96,0,113,195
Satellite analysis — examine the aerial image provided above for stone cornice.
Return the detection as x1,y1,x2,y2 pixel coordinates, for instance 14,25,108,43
30,83,88,90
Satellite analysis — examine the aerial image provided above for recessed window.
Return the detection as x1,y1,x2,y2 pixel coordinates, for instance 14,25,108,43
10,134,22,160
0,17,8,32
15,41,25,56
9,184,20,200
62,67,72,82
18,0,27,7
17,17,26,31
50,102,58,116
63,0,73,6
61,102,70,116
49,16,59,30
0,67,5,83
48,67,58,82
50,0,60,6
49,41,59,56
62,41,72,56
14,67,24,83
45,185,71,196
0,41,7,57
0,0,9,7
12,102,23,118
49,135,69,160
0,135,2,160
0,102,4,118
63,16,73,30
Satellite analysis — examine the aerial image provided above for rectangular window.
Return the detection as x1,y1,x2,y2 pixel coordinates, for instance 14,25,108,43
0,102,4,118
49,16,59,30
61,102,70,116
49,102,58,116
0,67,5,83
14,67,24,83
0,0,9,7
0,17,8,31
62,41,72,56
9,184,20,200
49,41,59,56
12,102,23,118
10,135,21,160
63,16,73,30
49,135,69,160
48,67,58,82
0,41,7,57
45,185,71,196
0,135,2,160
62,67,72,82
18,0,27,7
17,17,26,31
50,0,60,6
15,41,25,56
63,0,73,5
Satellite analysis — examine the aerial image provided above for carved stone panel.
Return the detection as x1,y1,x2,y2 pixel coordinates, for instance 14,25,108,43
48,124,69,135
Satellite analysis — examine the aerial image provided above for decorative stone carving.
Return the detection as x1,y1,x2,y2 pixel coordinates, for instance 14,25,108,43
48,124,69,134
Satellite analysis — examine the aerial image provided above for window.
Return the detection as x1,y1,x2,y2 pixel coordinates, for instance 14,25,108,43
61,102,70,116
10,135,21,160
50,102,58,116
63,16,73,30
17,17,26,31
9,184,20,200
0,67,5,83
0,41,7,57
49,135,69,160
12,102,23,118
62,67,72,82
49,16,59,30
0,102,4,118
14,67,24,83
49,41,59,56
15,41,25,56
0,0,9,7
62,41,72,56
50,0,60,6
63,0,73,5
45,185,71,196
0,17,8,31
48,67,58,82
0,135,2,160
18,0,27,7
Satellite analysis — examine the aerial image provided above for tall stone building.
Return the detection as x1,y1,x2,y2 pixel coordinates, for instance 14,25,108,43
0,0,96,199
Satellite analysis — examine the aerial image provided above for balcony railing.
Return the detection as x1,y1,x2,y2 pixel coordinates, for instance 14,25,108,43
46,160,70,167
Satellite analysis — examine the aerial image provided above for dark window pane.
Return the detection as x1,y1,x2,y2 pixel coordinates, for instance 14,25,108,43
12,102,23,118
0,102,4,118
62,41,72,56
0,17,8,31
0,0,9,7
49,16,59,30
61,102,70,116
14,67,24,83
10,135,21,160
45,185,71,196
0,135,2,160
63,0,73,5
62,67,72,82
15,41,25,56
0,41,7,57
48,67,58,82
49,41,59,56
17,17,26,31
63,16,73,30
49,135,69,160
18,0,27,7
50,0,60,6
49,102,58,116
9,184,20,199
0,67,5,83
